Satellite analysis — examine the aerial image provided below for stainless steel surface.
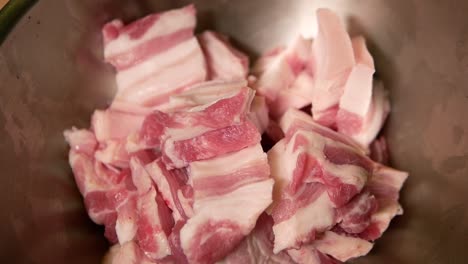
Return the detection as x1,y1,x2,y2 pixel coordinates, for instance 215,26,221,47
1,0,468,263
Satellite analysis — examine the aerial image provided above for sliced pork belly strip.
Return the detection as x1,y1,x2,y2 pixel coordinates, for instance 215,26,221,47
162,119,261,169
113,45,207,107
67,148,133,243
136,187,172,259
133,86,255,152
129,158,173,260
102,4,196,70
311,8,354,127
103,5,208,110
198,31,249,80
145,158,193,222
189,144,270,199
114,37,204,93
312,231,373,262
180,179,274,264
267,112,374,252
359,165,408,240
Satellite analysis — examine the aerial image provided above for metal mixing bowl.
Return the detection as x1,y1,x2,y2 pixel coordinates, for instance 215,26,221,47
1,0,467,263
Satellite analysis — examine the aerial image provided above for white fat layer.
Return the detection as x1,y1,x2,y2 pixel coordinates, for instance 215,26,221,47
115,46,206,105
339,64,374,116
201,31,247,79
312,231,373,262
180,180,273,256
116,38,201,90
189,144,267,179
352,81,390,147
272,192,334,253
105,8,195,57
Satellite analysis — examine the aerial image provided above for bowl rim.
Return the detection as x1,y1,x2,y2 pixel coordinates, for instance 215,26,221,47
0,0,36,44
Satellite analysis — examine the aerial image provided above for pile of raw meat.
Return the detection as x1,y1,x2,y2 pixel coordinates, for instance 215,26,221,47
64,5,408,264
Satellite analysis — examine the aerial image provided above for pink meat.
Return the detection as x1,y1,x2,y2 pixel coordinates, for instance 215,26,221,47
253,36,311,102
162,119,261,168
165,221,189,264
129,158,173,260
112,38,207,107
102,5,196,70
279,109,366,154
268,139,336,252
95,140,130,168
347,81,390,148
311,8,355,127
180,146,274,263
269,72,314,119
335,36,382,147
359,165,408,240
66,5,409,263
198,31,249,80
67,147,133,243
179,178,274,264
63,128,97,156
136,187,172,259
91,110,146,142
267,110,374,252
336,64,374,135
133,86,254,152
266,119,286,143
146,159,193,222
336,191,378,234
369,136,389,165
189,144,270,199
102,5,208,109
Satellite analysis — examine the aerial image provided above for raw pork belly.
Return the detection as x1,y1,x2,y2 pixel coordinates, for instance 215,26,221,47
310,8,355,128
198,31,249,80
252,36,313,119
65,5,408,264
103,5,207,109
264,109,406,262
64,129,173,261
267,109,372,252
